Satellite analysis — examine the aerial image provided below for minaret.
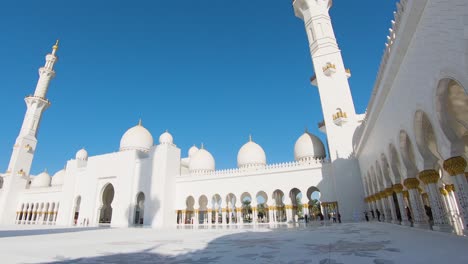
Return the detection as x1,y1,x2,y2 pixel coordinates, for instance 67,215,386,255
0,41,59,224
293,0,357,160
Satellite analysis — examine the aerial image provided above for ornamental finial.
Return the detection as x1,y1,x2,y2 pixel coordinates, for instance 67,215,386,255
52,39,59,55
201,143,204,149
249,134,252,142
138,118,142,126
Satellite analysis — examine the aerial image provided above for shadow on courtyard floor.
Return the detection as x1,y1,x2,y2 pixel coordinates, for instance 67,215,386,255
0,227,105,238
44,224,403,264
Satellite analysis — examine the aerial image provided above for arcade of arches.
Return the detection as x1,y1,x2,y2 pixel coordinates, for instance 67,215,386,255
15,201,60,225
363,78,468,235
176,186,338,225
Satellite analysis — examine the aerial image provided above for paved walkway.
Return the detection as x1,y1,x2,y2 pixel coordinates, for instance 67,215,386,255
0,222,467,263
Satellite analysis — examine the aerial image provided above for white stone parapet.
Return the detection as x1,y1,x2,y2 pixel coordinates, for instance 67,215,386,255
179,159,329,179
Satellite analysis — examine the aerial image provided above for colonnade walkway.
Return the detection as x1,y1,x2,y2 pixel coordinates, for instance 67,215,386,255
0,222,467,263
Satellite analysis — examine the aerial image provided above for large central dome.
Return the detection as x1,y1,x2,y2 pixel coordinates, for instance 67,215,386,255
120,120,154,152
237,136,266,168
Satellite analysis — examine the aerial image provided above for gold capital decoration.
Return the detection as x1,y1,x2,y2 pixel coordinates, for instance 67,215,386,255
303,203,309,207
404,178,420,189
445,184,455,193
439,188,448,196
285,204,293,209
393,184,404,193
385,188,394,197
403,190,409,199
418,169,440,184
207,209,212,213
443,156,467,176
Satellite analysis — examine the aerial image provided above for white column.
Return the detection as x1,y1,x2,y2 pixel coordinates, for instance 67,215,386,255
285,205,293,223
419,170,453,232
443,156,468,233
221,209,227,226
386,194,398,224
404,178,430,229
393,184,410,226
440,187,462,234
182,211,186,225
252,207,258,224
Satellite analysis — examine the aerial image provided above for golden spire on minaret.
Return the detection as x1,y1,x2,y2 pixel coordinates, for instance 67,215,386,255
52,39,59,55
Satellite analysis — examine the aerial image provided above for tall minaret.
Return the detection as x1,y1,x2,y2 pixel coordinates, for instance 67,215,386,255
293,0,358,160
0,41,59,224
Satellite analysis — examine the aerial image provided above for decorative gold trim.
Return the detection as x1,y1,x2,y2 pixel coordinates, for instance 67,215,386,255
403,190,409,198
285,205,293,209
445,184,455,193
404,178,420,189
439,188,448,196
393,184,404,193
385,188,393,197
443,156,467,176
322,62,336,72
418,169,439,184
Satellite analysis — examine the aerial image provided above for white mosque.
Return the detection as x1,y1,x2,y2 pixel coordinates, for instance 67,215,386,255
0,0,467,236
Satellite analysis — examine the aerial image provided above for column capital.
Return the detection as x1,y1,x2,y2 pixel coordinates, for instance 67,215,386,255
404,177,420,189
403,190,409,198
418,169,440,184
445,184,455,193
443,156,466,176
393,184,404,193
439,187,448,196
285,204,294,209
385,188,394,197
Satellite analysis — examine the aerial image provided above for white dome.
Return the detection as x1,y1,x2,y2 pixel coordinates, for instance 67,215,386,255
31,171,51,188
120,120,154,152
188,145,199,157
237,137,266,168
51,169,66,186
76,148,88,160
189,146,215,173
294,131,326,161
159,130,173,145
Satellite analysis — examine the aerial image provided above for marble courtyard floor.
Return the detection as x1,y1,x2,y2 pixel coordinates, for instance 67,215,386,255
0,222,467,264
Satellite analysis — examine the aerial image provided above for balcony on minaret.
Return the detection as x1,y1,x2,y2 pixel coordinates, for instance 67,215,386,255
24,144,33,153
322,63,336,76
310,75,318,86
17,169,26,177
345,68,351,78
333,109,348,126
317,120,326,134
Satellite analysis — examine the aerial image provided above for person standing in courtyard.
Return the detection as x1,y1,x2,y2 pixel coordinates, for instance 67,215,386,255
376,209,381,221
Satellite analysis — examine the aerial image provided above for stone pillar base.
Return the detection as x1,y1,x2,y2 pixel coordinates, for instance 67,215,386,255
432,224,454,233
401,220,411,227
413,222,431,230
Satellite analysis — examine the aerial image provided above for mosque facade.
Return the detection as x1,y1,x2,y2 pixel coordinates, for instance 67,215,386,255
1,0,467,235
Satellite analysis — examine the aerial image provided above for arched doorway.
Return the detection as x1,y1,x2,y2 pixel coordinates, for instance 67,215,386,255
240,192,252,223
134,192,145,225
272,189,286,222
73,196,81,226
256,191,269,223
99,184,115,224
306,187,322,220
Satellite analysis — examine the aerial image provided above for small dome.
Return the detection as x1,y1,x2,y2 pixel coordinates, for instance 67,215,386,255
188,145,199,157
237,136,266,168
31,171,51,188
294,131,326,161
51,169,66,186
159,130,173,145
120,120,154,152
189,146,215,173
76,148,88,160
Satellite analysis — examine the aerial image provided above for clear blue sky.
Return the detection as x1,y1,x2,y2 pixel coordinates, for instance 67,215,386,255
0,0,398,175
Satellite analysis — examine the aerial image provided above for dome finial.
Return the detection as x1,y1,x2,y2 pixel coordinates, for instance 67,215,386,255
305,126,309,133
249,134,252,142
138,118,142,126
52,39,59,55
201,142,205,149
